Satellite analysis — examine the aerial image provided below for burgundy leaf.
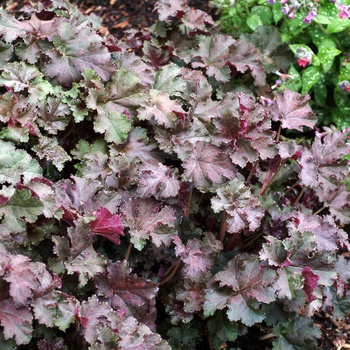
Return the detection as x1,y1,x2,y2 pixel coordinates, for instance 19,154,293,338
77,295,120,344
191,33,236,82
137,159,180,199
287,212,349,252
95,261,159,330
120,197,177,250
138,89,185,128
113,127,161,162
182,141,237,189
211,178,265,233
271,89,317,131
89,206,124,245
301,266,319,303
315,184,350,225
65,245,106,287
0,299,33,345
174,233,223,280
204,254,276,326
227,41,266,86
43,22,115,85
299,128,349,191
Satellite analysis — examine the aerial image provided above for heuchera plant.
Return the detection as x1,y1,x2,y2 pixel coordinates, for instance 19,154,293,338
0,0,349,349
211,0,350,129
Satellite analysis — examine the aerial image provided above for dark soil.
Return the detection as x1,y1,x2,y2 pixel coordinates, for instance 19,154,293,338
1,0,349,349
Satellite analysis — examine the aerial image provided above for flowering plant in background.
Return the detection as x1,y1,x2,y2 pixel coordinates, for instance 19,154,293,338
210,0,350,129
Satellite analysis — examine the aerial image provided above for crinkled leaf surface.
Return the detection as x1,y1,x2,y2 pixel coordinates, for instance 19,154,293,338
315,185,350,225
33,136,72,171
283,230,337,286
137,159,180,199
182,141,236,189
43,21,115,85
211,178,265,233
0,10,27,43
174,233,222,280
3,255,52,306
271,89,317,131
138,89,185,128
204,254,276,326
153,63,187,96
65,244,106,287
86,68,146,117
77,295,120,344
0,141,42,184
117,315,171,349
0,62,41,92
113,127,161,162
0,188,44,233
299,128,349,191
120,198,176,250
95,261,158,330
94,110,131,144
0,299,32,345
272,317,321,350
191,34,235,82
227,41,266,86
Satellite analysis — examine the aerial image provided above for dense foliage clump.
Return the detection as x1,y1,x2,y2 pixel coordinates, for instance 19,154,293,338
0,0,349,349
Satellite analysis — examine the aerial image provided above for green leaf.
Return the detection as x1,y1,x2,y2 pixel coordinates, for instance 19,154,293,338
33,136,72,171
248,6,273,30
318,46,341,73
272,316,321,350
334,86,350,115
307,26,328,47
0,189,44,233
65,245,106,287
315,3,338,25
207,311,238,349
332,107,350,129
0,42,12,65
272,2,284,24
286,65,302,92
0,125,29,143
313,75,328,105
153,63,187,96
246,14,264,32
0,140,42,184
301,66,322,95
327,18,350,34
94,110,131,144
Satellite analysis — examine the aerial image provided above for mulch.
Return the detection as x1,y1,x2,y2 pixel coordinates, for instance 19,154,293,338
0,0,349,349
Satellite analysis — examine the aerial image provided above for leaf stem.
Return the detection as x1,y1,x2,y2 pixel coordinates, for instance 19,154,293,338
314,206,326,215
185,187,193,218
124,242,133,261
285,180,299,195
260,159,287,195
259,332,275,341
243,231,263,250
276,123,282,143
291,185,306,207
159,260,182,286
246,160,258,183
219,209,227,243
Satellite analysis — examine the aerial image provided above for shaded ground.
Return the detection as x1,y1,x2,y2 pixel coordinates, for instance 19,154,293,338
1,0,349,349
